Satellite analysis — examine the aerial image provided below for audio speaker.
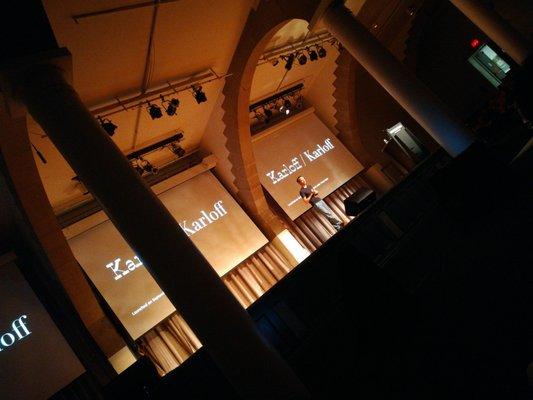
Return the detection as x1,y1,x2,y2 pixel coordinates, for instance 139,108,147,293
344,188,376,216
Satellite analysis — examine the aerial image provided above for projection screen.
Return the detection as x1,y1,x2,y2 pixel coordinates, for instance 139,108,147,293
0,256,85,400
68,171,267,339
253,109,364,220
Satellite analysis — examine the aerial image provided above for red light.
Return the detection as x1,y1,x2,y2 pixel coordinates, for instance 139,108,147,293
470,38,480,49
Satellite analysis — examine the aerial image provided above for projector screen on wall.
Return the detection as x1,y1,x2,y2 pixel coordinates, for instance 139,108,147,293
68,171,267,339
253,109,364,220
0,256,85,400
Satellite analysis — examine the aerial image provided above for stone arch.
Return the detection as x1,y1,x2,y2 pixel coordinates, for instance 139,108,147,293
219,0,321,238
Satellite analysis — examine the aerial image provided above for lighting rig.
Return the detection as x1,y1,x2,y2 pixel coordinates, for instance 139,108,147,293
264,37,341,71
71,132,187,186
126,132,187,176
249,83,304,126
94,70,224,136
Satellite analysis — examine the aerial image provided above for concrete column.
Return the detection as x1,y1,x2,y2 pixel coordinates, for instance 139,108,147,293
450,0,531,65
321,3,475,157
1,51,308,400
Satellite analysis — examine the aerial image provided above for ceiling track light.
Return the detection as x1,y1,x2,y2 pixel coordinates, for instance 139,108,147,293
161,95,180,116
98,116,118,136
192,85,207,104
263,106,273,123
139,157,158,175
297,52,307,65
307,47,318,61
317,45,327,58
147,102,163,119
132,160,145,176
284,53,295,70
170,143,186,158
279,98,292,115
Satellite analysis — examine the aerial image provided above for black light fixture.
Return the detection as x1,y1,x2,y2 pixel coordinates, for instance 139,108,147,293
270,58,280,66
298,52,307,65
263,106,273,122
308,47,318,61
132,160,145,176
279,98,292,115
98,116,118,136
284,53,295,70
162,97,180,116
192,85,207,104
254,109,264,122
317,45,327,58
170,143,186,158
147,103,163,119
140,157,158,174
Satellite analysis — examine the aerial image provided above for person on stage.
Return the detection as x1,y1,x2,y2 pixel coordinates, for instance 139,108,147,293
296,176,343,231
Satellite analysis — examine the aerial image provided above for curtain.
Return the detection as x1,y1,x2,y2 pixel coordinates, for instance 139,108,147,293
137,176,368,375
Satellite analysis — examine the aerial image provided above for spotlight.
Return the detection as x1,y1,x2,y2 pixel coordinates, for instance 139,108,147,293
170,143,186,158
298,53,307,65
263,106,273,122
254,109,264,122
308,47,318,61
147,103,163,119
132,161,145,176
279,99,292,115
140,158,158,174
163,98,180,116
270,58,280,67
317,46,327,58
98,116,118,136
192,86,207,104
284,53,295,71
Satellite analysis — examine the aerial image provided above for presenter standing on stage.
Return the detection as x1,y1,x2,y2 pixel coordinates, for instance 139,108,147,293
297,176,343,231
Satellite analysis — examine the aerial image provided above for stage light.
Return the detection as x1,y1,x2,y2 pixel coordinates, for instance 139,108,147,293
140,158,158,174
298,53,307,65
263,106,273,122
132,161,145,175
147,103,163,119
308,47,318,61
163,98,180,116
284,53,295,70
170,143,186,158
279,99,292,115
192,86,207,104
317,46,327,58
98,116,118,136
270,58,280,66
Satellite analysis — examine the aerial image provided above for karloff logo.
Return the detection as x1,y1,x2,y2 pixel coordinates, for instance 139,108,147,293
106,255,144,281
179,200,228,236
266,138,335,184
105,200,228,280
0,315,31,352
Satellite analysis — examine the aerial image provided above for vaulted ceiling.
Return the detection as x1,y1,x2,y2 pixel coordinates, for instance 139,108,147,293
28,0,366,212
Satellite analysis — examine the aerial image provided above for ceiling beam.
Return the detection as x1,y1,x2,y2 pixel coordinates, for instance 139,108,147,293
72,0,181,23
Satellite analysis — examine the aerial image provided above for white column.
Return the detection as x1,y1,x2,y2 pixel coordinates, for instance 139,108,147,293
322,3,475,157
450,0,531,65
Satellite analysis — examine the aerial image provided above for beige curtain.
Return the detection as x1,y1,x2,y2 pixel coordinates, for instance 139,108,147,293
137,176,367,375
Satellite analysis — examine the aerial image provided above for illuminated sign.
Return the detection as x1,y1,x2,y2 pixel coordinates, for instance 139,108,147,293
265,139,335,185
68,171,268,339
253,110,364,220
0,316,31,352
0,257,84,399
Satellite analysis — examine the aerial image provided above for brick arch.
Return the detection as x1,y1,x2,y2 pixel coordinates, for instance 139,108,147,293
220,0,321,238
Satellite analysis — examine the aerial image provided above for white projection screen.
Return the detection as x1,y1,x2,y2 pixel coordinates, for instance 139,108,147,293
68,171,267,339
253,109,364,220
0,255,85,400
